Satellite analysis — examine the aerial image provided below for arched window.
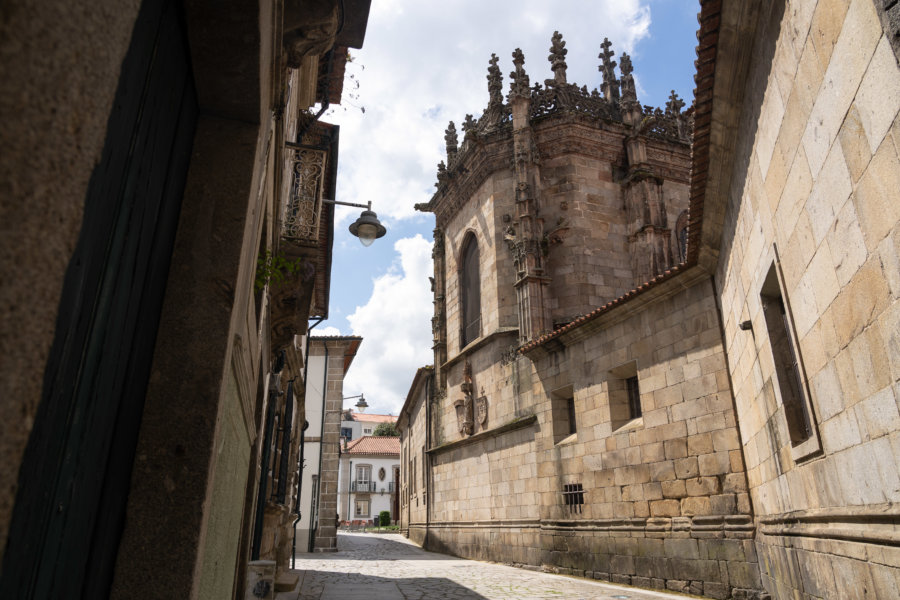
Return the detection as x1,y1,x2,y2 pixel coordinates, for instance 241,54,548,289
675,210,689,263
460,233,481,347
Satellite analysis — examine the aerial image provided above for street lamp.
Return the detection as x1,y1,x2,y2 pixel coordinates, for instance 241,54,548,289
343,393,368,413
322,199,386,247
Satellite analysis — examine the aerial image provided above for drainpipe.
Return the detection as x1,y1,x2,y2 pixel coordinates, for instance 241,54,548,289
424,372,432,539
347,460,353,526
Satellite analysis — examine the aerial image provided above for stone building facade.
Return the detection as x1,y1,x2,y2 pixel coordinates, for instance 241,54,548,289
401,1,900,599
0,1,371,598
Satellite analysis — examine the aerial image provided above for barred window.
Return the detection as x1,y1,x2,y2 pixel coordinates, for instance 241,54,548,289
562,483,584,513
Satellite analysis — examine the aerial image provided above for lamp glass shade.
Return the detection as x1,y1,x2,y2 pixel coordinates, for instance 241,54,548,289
357,223,377,246
348,209,386,246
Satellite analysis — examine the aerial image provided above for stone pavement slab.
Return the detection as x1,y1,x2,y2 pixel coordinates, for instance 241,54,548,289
292,532,698,600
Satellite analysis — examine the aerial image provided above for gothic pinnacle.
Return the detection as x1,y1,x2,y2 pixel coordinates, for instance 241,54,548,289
548,31,568,85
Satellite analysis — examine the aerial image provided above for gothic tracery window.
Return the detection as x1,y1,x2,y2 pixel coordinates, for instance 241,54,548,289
460,233,481,347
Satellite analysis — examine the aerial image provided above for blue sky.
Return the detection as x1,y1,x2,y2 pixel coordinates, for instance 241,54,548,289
316,0,700,416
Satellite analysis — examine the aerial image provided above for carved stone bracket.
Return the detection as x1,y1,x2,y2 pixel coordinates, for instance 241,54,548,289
283,0,341,69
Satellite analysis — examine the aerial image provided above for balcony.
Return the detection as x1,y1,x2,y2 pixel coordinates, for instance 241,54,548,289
387,482,395,493
351,481,376,493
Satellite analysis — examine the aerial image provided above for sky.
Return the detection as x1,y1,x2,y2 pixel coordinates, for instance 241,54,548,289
314,0,700,417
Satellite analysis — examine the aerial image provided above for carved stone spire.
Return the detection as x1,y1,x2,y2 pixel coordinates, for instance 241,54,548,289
487,53,503,107
666,90,685,116
619,52,636,103
548,31,568,85
598,37,620,103
436,160,448,187
509,48,531,101
445,121,458,165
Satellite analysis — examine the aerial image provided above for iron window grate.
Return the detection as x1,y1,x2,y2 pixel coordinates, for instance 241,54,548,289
562,483,584,513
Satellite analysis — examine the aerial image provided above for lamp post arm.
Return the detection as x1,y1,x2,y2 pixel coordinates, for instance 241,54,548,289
322,198,372,210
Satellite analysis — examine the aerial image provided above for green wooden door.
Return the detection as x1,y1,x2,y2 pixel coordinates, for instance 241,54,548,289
0,0,197,597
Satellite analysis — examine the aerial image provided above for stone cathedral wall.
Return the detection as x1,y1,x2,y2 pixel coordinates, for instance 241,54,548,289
715,1,900,598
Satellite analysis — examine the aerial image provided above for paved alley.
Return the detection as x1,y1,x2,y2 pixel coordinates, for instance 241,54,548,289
293,532,695,600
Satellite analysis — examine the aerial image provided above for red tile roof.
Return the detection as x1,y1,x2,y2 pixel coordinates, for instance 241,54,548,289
349,413,397,423
344,436,400,456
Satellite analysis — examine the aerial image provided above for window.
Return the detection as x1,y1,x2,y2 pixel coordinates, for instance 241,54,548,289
355,499,370,517
355,465,372,492
626,376,641,419
459,232,481,346
609,361,641,431
566,397,577,435
674,210,689,263
562,483,584,514
550,385,576,443
340,427,352,440
761,260,820,460
363,427,372,435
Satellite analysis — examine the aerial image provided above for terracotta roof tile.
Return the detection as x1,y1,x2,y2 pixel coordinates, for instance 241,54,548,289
350,413,397,423
344,436,400,456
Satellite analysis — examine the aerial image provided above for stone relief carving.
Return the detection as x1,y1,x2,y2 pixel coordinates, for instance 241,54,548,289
454,361,475,436
283,0,341,69
476,387,488,428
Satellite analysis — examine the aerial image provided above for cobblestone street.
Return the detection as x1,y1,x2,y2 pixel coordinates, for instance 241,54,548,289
293,532,694,600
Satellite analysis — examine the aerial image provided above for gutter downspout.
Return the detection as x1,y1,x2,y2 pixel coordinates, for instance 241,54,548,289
424,372,432,542
347,460,353,528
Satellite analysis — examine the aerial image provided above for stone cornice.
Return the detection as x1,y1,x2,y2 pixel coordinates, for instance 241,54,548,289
427,413,536,455
442,326,519,370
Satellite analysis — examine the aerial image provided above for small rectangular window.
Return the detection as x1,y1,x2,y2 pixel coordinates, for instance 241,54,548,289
626,376,641,419
566,397,577,435
609,361,641,431
550,385,576,443
760,259,820,461
355,499,369,517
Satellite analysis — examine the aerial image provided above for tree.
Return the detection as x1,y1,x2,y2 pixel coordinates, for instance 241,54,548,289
372,422,399,437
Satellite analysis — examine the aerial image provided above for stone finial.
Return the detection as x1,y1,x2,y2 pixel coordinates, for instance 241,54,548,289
548,31,568,85
487,53,503,106
445,121,458,163
598,37,620,102
666,90,685,116
619,52,636,103
462,114,477,135
436,160,448,186
509,48,531,100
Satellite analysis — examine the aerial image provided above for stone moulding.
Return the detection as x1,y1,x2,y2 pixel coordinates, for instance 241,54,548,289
424,518,541,529
758,504,900,546
427,414,537,455
540,514,755,538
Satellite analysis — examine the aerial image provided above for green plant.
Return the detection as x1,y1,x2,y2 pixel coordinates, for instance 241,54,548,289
372,422,400,437
255,250,305,292
378,510,391,526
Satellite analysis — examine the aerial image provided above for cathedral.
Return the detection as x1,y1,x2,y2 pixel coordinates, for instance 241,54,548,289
399,1,900,599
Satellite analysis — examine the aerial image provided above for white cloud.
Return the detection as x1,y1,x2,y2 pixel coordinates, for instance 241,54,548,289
314,326,343,337
327,0,654,227
340,235,434,415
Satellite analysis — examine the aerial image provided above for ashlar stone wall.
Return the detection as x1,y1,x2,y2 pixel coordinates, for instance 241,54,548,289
715,1,900,598
525,275,761,598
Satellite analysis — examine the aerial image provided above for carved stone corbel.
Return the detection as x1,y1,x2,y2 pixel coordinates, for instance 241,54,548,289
283,0,341,69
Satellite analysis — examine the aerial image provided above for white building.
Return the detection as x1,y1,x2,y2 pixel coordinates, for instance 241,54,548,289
338,436,400,525
296,336,362,553
340,409,398,442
